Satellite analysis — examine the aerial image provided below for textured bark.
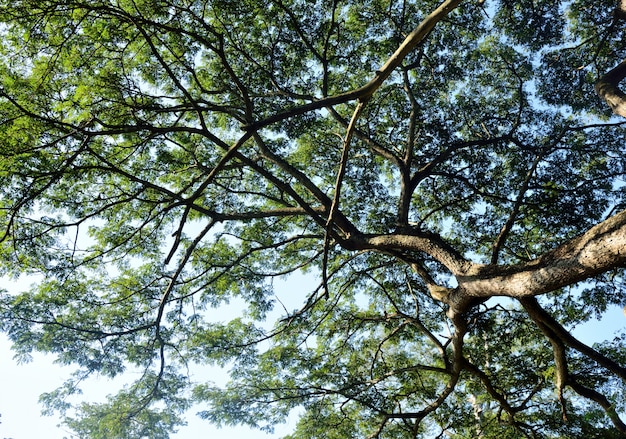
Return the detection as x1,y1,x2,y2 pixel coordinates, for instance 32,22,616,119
457,209,626,302
351,209,626,313
595,2,626,116
357,231,473,275
595,60,626,118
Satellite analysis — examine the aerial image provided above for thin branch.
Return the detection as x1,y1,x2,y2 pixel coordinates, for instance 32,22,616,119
155,219,216,340
323,100,368,295
491,148,545,264
375,313,467,435
242,0,463,132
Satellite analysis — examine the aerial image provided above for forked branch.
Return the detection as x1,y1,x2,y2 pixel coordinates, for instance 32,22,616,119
242,0,462,132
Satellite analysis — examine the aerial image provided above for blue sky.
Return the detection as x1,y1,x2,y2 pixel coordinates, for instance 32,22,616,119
0,333,297,439
0,274,307,439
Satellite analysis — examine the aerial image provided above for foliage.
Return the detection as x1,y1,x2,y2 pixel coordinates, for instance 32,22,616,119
0,0,626,438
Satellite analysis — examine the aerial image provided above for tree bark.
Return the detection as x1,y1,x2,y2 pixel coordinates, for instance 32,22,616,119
595,2,626,116
352,209,626,313
595,60,626,118
458,209,626,302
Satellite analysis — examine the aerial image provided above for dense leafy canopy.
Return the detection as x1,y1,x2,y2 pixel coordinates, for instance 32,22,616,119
1,0,626,437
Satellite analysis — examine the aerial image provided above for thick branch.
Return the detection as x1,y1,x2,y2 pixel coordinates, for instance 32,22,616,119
462,359,516,415
457,209,626,301
595,60,626,118
594,2,626,116
351,231,473,276
349,209,626,315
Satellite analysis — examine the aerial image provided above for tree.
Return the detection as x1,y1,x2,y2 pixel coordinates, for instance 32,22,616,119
0,0,625,437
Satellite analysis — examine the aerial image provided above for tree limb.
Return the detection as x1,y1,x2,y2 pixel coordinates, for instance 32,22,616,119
567,380,626,433
521,296,626,432
595,60,626,118
242,0,462,132
520,297,626,381
458,208,626,302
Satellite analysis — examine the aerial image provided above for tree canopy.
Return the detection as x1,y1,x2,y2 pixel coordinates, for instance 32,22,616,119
1,0,626,437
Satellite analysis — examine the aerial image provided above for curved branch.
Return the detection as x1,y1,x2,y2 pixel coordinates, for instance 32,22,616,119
595,2,626,116
323,100,368,293
242,0,462,132
462,359,515,415
373,314,467,436
567,380,626,433
520,297,626,382
520,298,570,420
155,219,216,343
350,208,626,315
491,146,548,264
351,230,473,276
521,297,626,431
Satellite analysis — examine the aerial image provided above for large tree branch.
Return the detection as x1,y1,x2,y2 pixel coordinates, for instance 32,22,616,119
595,60,626,118
456,209,626,304
348,209,626,314
521,298,571,420
350,231,474,276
